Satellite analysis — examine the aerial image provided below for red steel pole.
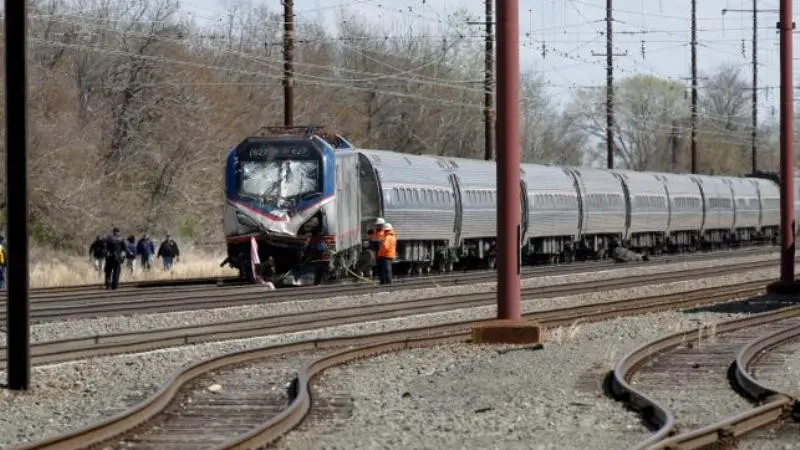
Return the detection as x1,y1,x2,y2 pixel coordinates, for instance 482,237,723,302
495,0,522,320
779,0,795,282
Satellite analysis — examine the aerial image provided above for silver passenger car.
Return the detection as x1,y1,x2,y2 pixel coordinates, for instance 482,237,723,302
570,167,626,237
751,177,780,229
449,156,498,242
657,173,704,244
725,177,761,232
356,149,456,246
612,170,670,243
691,174,735,236
521,163,580,243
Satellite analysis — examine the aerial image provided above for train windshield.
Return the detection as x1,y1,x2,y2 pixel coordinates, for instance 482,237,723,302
237,139,322,207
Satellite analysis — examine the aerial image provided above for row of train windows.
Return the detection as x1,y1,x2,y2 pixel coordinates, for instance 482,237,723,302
465,190,496,205
385,187,454,206
672,197,701,209
707,198,733,209
634,195,668,209
587,193,624,208
532,193,578,208
384,187,769,210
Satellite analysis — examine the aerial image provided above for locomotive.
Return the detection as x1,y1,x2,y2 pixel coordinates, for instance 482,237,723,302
223,126,782,283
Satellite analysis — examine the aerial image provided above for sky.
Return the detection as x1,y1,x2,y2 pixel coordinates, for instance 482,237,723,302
179,0,794,121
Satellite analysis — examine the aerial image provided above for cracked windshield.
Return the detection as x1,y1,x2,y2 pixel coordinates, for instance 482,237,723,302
240,143,321,208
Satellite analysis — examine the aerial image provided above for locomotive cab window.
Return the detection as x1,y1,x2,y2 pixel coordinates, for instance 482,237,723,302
236,138,322,207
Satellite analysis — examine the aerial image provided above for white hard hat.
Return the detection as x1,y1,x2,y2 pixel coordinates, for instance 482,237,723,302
375,218,386,225
383,223,393,231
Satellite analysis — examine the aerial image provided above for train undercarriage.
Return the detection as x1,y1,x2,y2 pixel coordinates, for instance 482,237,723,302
224,226,780,286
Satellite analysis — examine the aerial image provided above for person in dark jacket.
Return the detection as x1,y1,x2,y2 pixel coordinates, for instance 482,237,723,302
136,234,155,270
157,234,180,271
89,235,106,274
104,227,126,290
124,235,137,274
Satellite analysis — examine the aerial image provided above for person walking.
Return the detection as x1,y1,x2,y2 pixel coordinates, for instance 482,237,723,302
376,223,397,285
157,234,180,271
124,235,137,274
0,234,7,290
103,227,126,290
89,235,106,275
136,233,155,270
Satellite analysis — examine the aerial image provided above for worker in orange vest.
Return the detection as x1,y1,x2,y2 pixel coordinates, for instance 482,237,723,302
367,218,386,253
377,222,397,284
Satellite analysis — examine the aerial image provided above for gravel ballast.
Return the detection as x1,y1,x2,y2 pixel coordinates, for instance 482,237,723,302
0,253,783,347
0,284,763,448
272,311,745,450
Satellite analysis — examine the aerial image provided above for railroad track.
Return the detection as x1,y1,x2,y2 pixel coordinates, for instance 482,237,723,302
1,252,786,324
11,279,782,450
0,262,781,366
7,246,775,301
609,303,800,449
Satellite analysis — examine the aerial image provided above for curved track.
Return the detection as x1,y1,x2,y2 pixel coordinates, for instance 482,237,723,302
0,264,778,366
1,250,784,324
609,305,800,449
10,280,777,450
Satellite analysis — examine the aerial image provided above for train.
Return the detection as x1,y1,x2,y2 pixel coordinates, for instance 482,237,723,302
222,126,783,283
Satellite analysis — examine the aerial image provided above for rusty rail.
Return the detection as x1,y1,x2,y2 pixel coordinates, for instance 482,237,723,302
11,281,777,450
0,273,774,366
610,305,800,450
11,246,777,299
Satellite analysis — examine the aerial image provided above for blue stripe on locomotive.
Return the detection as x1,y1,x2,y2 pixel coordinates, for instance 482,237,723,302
224,137,338,218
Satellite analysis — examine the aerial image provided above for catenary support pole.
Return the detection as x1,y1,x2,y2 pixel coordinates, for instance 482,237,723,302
282,0,294,126
494,0,521,321
778,0,794,283
5,0,31,390
483,0,494,161
690,0,698,174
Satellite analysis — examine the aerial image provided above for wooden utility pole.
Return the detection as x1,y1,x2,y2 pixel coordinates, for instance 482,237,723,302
282,0,294,126
690,0,698,174
467,2,495,161
592,0,627,169
483,0,494,161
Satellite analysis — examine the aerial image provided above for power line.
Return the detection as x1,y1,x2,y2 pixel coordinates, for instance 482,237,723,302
721,5,779,173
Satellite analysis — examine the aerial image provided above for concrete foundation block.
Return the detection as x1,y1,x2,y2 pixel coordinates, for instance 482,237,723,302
471,320,543,345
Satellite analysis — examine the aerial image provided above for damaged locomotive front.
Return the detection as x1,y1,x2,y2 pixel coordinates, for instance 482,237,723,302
222,130,340,283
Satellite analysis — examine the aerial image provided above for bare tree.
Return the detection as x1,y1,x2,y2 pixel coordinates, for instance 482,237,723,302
570,74,688,171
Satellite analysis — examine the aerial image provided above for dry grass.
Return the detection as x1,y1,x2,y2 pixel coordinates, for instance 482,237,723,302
28,248,238,288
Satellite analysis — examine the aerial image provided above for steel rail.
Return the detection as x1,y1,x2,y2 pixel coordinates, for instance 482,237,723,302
13,278,768,450
610,305,800,450
645,324,800,449
1,256,782,324
7,246,777,300
0,273,773,369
